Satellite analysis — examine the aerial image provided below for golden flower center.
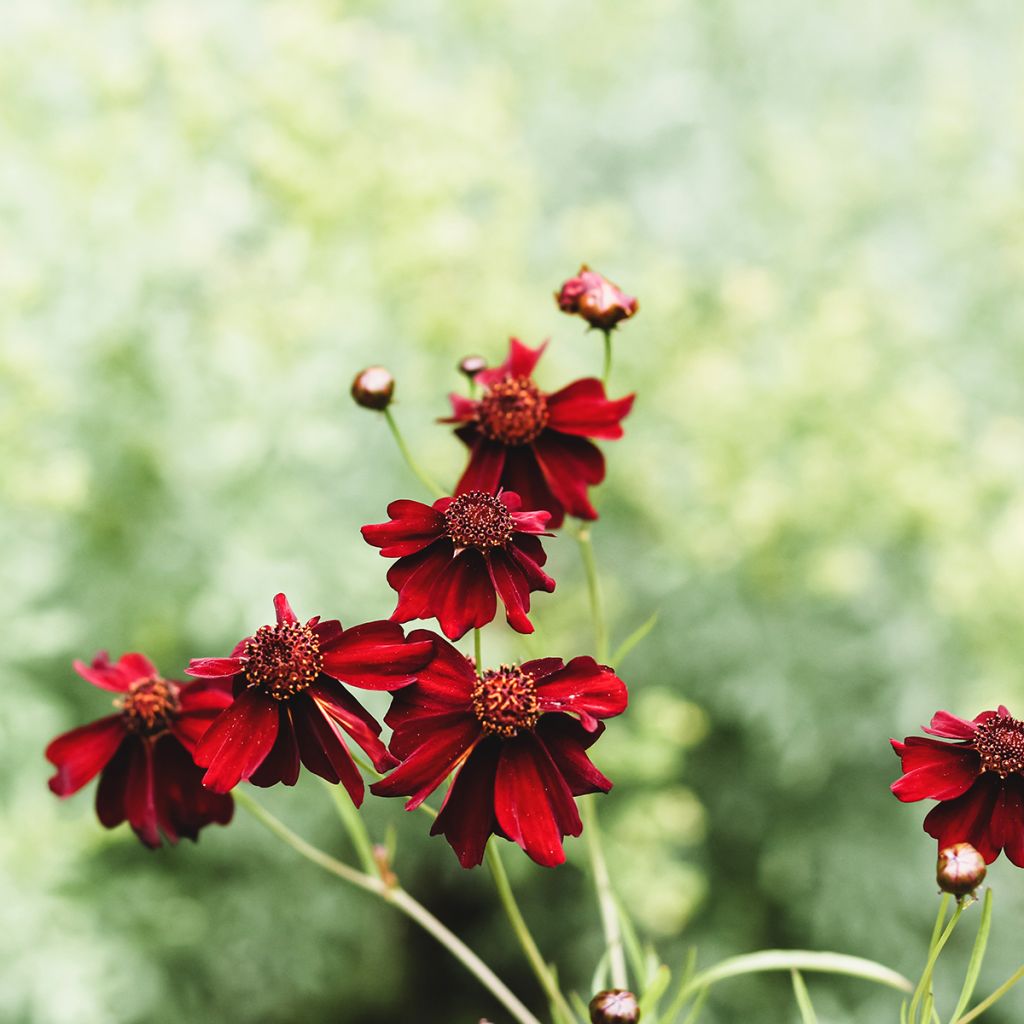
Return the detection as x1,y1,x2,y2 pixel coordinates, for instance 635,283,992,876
478,375,549,446
244,621,323,701
444,491,515,549
472,666,540,738
118,678,181,735
974,714,1024,777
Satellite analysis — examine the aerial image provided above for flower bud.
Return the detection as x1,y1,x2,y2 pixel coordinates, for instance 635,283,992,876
557,265,638,331
588,989,640,1024
459,355,487,379
351,366,394,410
937,843,986,896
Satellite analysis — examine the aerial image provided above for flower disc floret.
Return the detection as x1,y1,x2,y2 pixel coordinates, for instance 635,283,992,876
478,375,549,445
472,665,540,738
118,678,181,735
244,621,323,700
444,491,515,550
973,713,1024,777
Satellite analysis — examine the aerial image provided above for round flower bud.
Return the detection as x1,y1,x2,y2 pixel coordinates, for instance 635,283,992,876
351,366,394,410
459,355,487,379
937,843,987,896
557,265,638,331
589,989,640,1024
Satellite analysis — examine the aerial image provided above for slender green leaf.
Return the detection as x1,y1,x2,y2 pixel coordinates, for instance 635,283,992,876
590,950,610,999
791,970,818,1024
660,947,698,1024
610,611,659,665
949,888,993,1023
569,992,591,1022
615,895,646,986
680,987,709,1024
638,964,672,1018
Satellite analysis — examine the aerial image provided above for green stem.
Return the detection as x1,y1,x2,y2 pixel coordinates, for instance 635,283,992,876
949,890,993,1023
323,779,377,876
486,844,579,1024
601,330,613,387
383,408,445,498
576,527,609,662
474,627,483,673
909,904,966,1023
954,965,1024,1023
581,796,627,990
235,790,542,1024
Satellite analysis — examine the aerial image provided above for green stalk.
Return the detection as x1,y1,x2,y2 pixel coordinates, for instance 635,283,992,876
323,779,377,876
383,408,445,498
486,844,580,1024
791,969,818,1024
576,527,609,662
474,627,483,673
949,889,993,1023
909,903,967,1023
954,965,1024,1023
601,330,613,387
235,790,542,1024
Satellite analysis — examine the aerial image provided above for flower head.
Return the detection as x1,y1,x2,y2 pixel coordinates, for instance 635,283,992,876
444,339,634,528
556,266,638,332
45,651,234,848
937,843,987,896
891,706,1024,865
351,366,395,410
361,490,555,640
588,990,640,1024
187,594,434,804
371,632,628,868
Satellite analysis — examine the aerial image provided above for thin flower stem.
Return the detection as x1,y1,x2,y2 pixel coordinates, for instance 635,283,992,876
474,627,483,673
949,889,993,1023
383,408,446,499
235,790,543,1024
486,844,580,1024
322,779,377,876
576,527,609,662
601,330,613,387
953,965,1024,1023
790,969,818,1024
930,895,952,952
909,903,967,1024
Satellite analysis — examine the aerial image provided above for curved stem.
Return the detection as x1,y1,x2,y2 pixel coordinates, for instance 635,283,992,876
383,408,445,499
601,330,613,387
474,627,483,673
576,527,609,663
954,965,1024,1023
949,889,993,1023
580,796,627,990
323,779,377,876
909,904,966,1024
486,844,579,1024
235,790,542,1024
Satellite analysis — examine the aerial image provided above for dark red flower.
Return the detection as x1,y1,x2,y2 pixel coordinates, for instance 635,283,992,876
45,651,234,848
891,706,1024,865
444,339,634,528
371,632,628,868
556,265,638,332
188,594,434,804
361,490,555,641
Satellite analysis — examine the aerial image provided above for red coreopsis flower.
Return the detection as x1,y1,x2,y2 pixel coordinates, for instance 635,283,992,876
187,594,434,804
45,652,234,848
371,632,628,868
891,706,1024,865
361,490,555,641
445,339,634,528
556,265,638,332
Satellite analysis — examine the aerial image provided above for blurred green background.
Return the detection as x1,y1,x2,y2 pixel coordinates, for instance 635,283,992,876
5,1,1024,1021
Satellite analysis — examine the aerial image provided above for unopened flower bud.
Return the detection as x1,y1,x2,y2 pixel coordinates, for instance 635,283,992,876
351,366,394,410
459,355,487,379
589,989,640,1024
557,265,638,331
937,843,986,896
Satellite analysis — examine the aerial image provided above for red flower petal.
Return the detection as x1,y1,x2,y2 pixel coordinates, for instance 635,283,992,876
486,548,534,634
430,550,498,640
1000,777,1024,867
387,543,455,623
73,652,155,692
430,740,502,868
444,392,479,424
508,538,556,593
195,689,281,793
292,698,365,806
371,713,481,809
890,737,980,802
362,500,446,557
46,715,127,796
924,775,1003,862
187,657,247,679
531,432,604,521
476,338,547,388
124,739,161,848
494,734,581,867
455,436,507,496
535,657,628,731
274,593,298,625
922,711,980,740
536,715,613,796
153,737,233,840
546,378,635,440
309,677,398,773
313,618,345,649
509,508,552,535
249,705,301,787
501,447,565,528
321,620,434,690
520,657,566,682
177,679,234,714
94,739,133,828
